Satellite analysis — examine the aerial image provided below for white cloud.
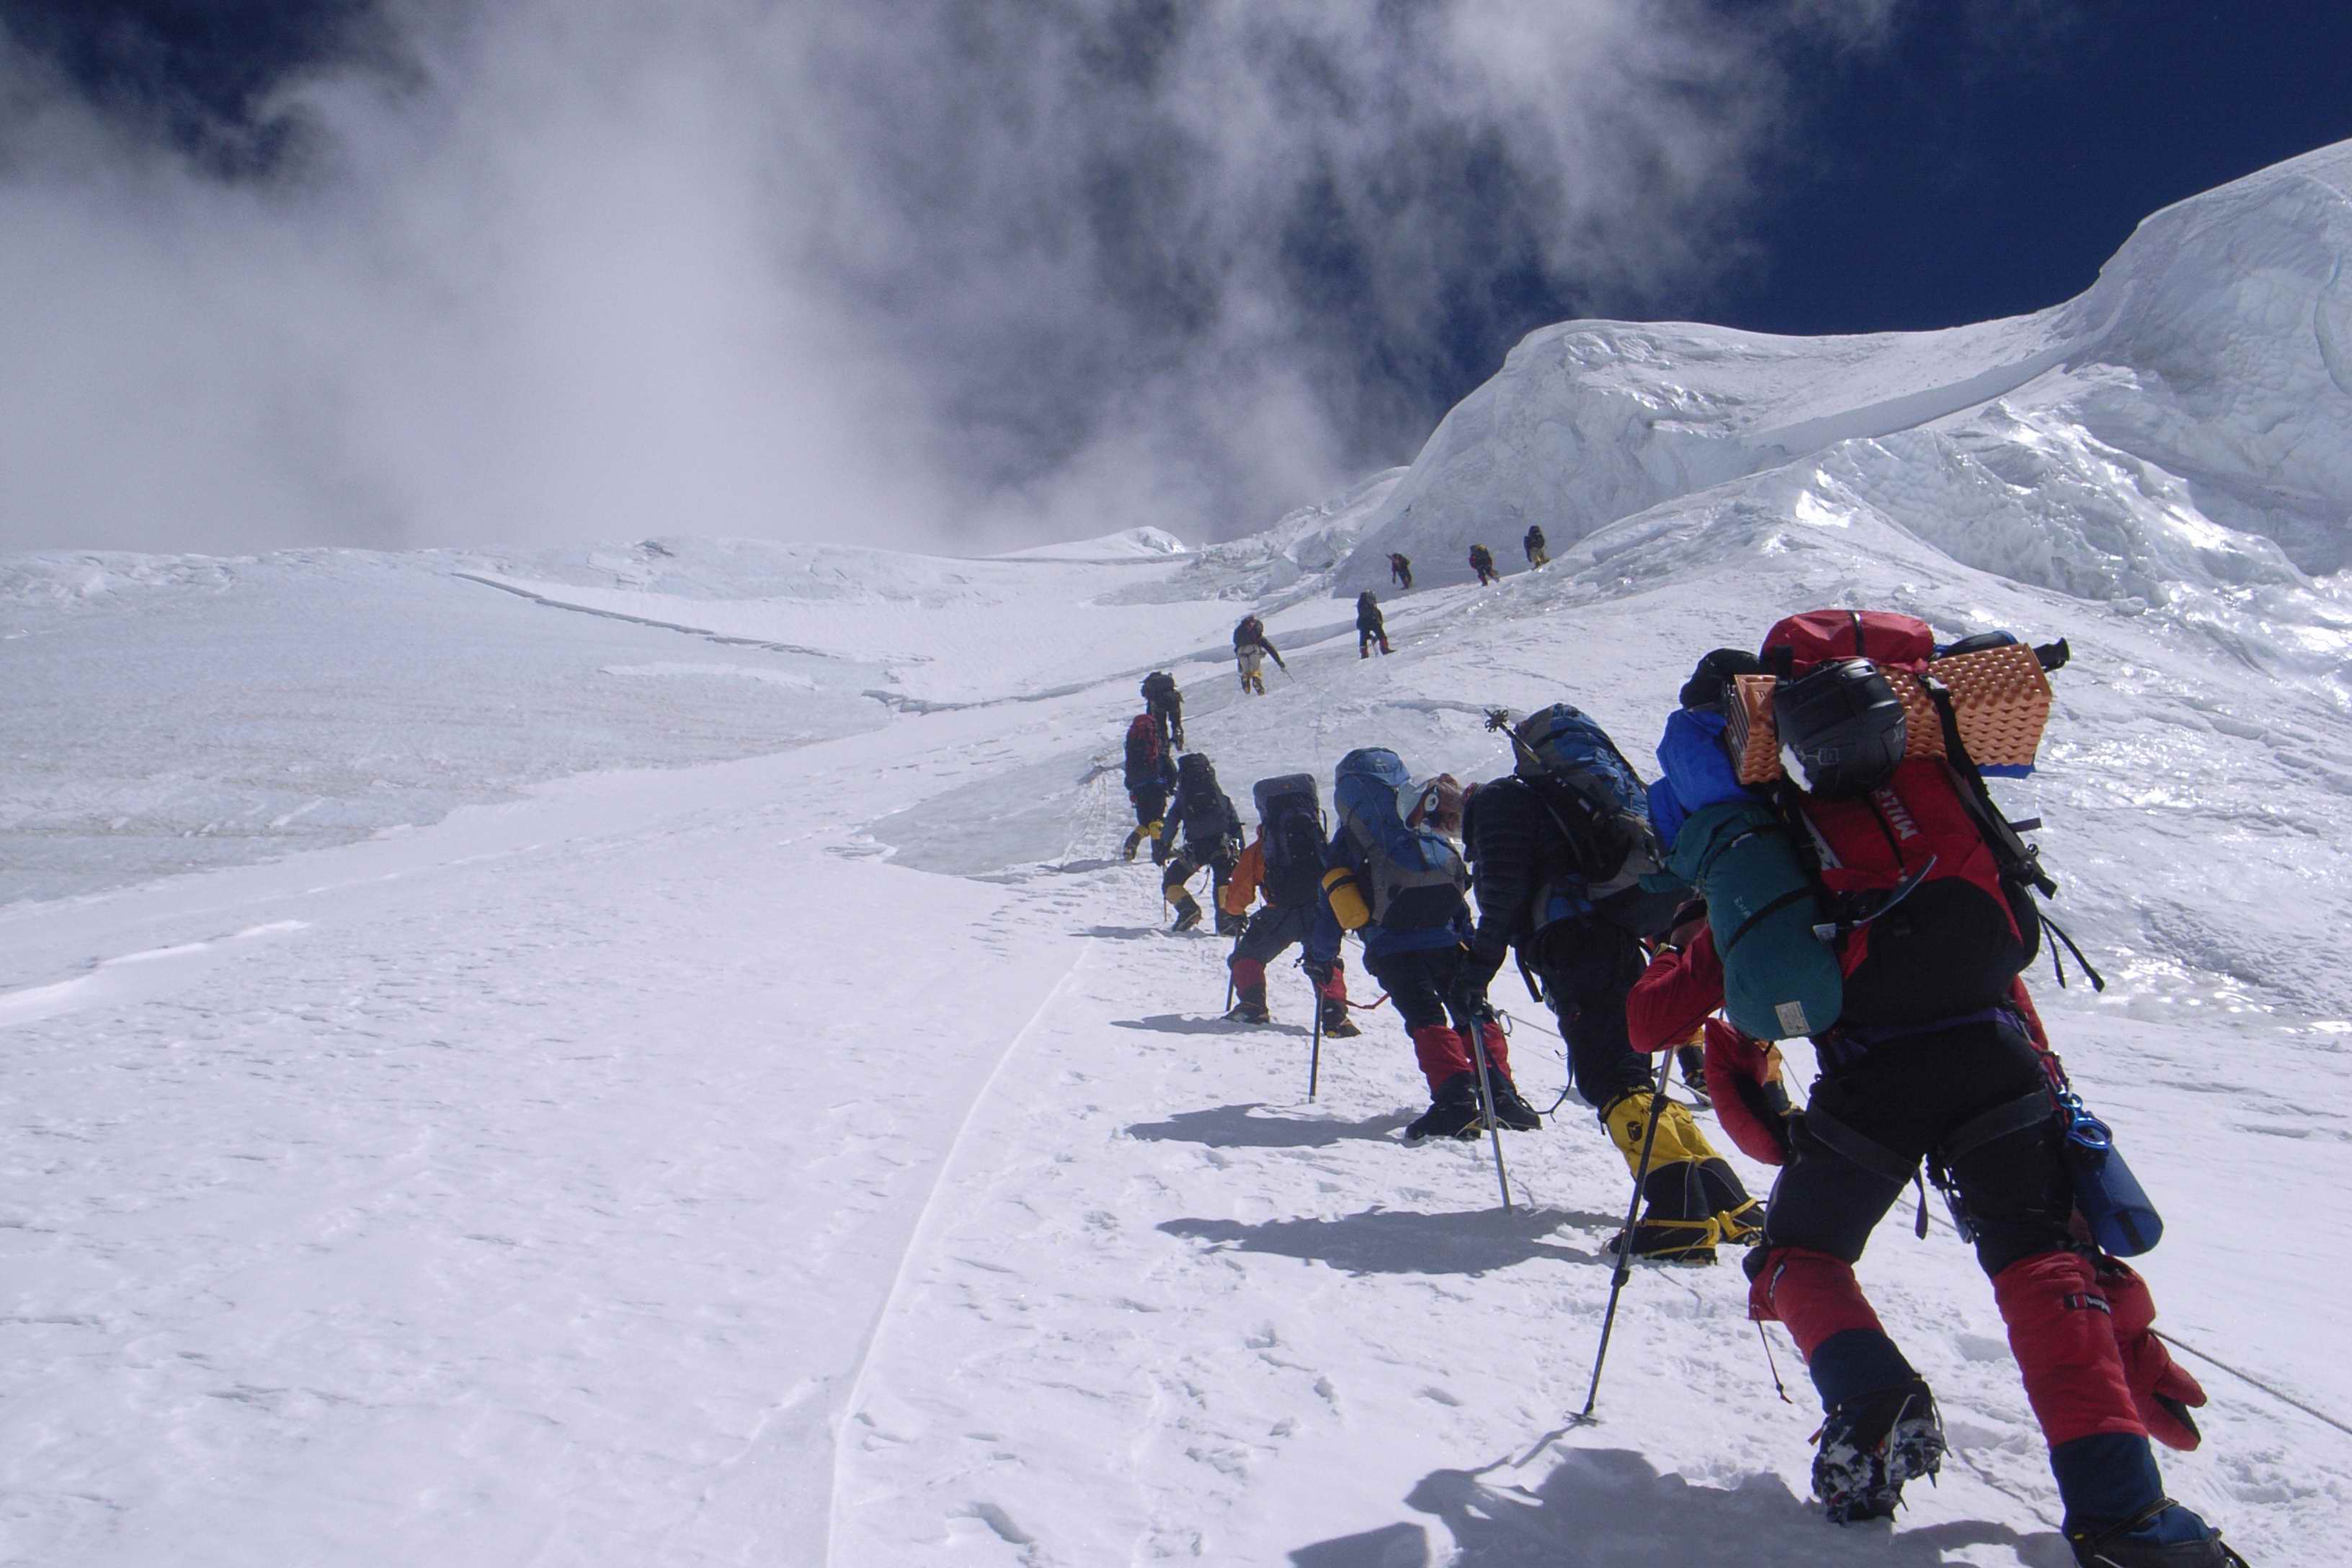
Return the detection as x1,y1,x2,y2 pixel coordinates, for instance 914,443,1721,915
0,0,2041,555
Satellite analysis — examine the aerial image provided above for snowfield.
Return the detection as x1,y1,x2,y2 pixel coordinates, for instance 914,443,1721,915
6,147,2352,1566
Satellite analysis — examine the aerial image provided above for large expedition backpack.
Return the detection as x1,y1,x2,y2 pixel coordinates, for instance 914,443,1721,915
1123,713,1161,785
1329,749,1470,932
1174,753,1234,844
1510,704,1662,893
1758,610,2052,1030
1251,774,1327,909
1507,703,1680,943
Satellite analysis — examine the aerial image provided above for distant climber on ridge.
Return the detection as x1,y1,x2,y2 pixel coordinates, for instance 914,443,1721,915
1523,525,1549,568
1389,553,1413,590
1467,544,1498,586
1141,670,1185,752
1355,592,1391,659
1232,615,1286,695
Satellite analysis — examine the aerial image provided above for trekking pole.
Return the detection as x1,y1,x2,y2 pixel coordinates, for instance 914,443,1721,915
1308,976,1324,1102
1458,1001,1514,1213
1578,1050,1675,1420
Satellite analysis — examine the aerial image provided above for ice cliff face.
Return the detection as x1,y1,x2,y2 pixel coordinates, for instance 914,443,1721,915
1340,140,2352,612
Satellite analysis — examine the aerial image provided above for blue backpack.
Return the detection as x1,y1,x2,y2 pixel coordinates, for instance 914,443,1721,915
1332,749,1469,931
1512,704,1662,896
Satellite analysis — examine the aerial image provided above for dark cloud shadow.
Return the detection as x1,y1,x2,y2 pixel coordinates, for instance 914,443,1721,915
1159,1206,1613,1277
1126,1103,1410,1148
1293,1449,2068,1567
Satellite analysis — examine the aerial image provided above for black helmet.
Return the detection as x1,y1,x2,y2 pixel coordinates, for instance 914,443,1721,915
1775,658,1907,798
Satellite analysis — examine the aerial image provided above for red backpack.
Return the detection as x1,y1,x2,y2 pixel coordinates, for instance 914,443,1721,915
1759,611,2067,1031
1123,713,1161,781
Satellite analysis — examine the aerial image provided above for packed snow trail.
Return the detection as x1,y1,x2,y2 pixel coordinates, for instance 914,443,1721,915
822,811,2346,1566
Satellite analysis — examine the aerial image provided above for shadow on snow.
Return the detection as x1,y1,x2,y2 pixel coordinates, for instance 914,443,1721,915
1111,1013,1315,1038
1126,1103,1409,1147
1158,1204,1616,1278
1291,1448,2069,1566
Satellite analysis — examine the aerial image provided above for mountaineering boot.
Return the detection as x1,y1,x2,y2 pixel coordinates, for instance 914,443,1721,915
2066,1504,2248,1567
1812,1376,1946,1525
1603,1215,1720,1265
1224,998,1271,1024
1696,1157,1763,1244
1600,1089,1745,1263
1404,1072,1486,1143
2051,1433,2242,1567
1122,819,1162,863
1713,1191,1765,1247
1170,894,1204,933
1482,1072,1543,1131
1319,996,1361,1038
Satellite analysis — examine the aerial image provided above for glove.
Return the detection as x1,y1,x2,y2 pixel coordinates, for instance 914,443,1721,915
1448,958,1492,1026
1302,957,1337,996
1701,1019,1796,1165
2096,1258,2208,1451
1150,838,1170,867
1677,647,1766,712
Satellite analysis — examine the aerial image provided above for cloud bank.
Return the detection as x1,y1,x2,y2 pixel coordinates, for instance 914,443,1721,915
0,1,2023,555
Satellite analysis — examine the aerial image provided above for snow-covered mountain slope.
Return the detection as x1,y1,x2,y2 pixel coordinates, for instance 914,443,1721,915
7,147,2352,1567
1343,138,2352,594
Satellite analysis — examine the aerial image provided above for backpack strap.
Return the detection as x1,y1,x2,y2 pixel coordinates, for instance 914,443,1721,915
1920,679,2105,993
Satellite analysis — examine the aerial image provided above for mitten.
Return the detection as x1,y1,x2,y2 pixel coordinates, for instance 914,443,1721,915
2096,1257,2208,1451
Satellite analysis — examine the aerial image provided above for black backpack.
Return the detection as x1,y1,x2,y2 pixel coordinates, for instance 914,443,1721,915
1175,754,1232,842
1252,774,1327,908
1141,671,1177,705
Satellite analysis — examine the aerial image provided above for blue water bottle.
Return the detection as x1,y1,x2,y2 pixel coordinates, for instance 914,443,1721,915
2059,1091,2162,1256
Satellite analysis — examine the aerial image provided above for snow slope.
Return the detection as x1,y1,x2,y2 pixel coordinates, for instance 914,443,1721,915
1342,138,2352,594
7,147,2352,1567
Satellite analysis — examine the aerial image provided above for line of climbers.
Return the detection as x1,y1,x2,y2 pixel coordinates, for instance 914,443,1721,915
1105,605,2242,1568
